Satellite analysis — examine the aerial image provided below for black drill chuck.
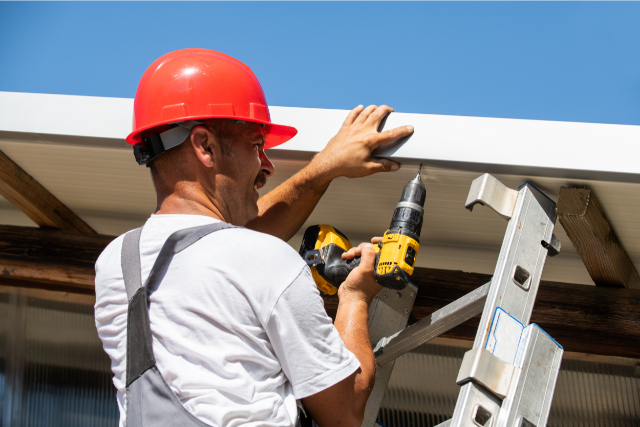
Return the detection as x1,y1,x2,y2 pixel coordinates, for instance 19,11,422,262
388,167,426,242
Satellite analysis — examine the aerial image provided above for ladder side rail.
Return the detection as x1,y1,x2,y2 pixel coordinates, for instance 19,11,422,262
472,184,557,349
450,179,558,427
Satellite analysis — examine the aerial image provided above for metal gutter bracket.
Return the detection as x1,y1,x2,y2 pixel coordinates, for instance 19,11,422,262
465,173,519,220
456,347,515,399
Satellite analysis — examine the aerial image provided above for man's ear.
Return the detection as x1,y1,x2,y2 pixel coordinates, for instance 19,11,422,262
189,125,215,168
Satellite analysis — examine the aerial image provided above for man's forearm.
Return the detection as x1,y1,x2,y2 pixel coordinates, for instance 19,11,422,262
246,153,335,241
334,296,376,412
301,243,381,426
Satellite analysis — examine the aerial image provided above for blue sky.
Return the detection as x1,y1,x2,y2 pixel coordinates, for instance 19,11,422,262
1,2,639,125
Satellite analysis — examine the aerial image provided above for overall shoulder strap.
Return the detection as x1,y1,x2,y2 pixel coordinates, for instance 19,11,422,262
121,222,238,299
122,227,143,301
122,221,239,387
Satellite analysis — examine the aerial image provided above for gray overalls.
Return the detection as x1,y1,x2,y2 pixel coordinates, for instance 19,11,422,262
121,223,235,426
120,222,310,427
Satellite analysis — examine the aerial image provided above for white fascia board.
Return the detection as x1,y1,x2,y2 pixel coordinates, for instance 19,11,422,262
1,91,639,182
0,91,132,140
270,106,640,183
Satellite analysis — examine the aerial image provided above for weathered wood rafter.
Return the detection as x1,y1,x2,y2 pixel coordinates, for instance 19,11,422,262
326,267,640,359
0,225,109,290
1,224,639,359
557,187,640,289
0,149,95,233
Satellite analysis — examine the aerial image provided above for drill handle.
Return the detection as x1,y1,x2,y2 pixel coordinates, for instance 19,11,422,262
320,250,362,284
322,250,382,285
320,242,383,283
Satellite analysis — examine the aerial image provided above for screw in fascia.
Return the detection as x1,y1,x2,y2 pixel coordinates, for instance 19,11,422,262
404,308,409,314
383,292,388,298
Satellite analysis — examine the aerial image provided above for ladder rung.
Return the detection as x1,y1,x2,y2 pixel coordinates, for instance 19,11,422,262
373,282,490,366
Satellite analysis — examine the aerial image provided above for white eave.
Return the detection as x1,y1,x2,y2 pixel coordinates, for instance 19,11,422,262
1,91,639,183
1,91,639,286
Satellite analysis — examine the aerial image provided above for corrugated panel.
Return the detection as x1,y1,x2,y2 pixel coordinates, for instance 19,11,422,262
379,344,466,426
0,288,637,426
0,287,118,426
0,288,8,424
551,360,640,427
0,196,35,228
377,341,640,427
1,139,640,285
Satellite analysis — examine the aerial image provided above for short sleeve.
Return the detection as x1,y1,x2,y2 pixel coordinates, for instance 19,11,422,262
265,267,361,399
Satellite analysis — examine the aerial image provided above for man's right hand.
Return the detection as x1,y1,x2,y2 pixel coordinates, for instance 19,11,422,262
339,242,383,305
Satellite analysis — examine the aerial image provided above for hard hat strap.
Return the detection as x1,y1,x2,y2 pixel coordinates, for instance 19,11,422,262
160,121,203,150
133,121,203,166
133,120,265,166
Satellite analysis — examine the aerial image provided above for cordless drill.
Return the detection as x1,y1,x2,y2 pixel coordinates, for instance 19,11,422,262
300,166,426,295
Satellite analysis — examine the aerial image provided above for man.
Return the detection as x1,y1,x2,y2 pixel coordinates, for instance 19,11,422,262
95,49,414,427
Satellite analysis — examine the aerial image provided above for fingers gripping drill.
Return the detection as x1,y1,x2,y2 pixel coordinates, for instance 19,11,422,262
299,167,426,295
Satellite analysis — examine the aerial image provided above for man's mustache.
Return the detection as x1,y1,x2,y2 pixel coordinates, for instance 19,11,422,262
254,171,267,189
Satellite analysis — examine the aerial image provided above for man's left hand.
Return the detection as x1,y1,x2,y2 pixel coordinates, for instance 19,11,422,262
312,104,414,180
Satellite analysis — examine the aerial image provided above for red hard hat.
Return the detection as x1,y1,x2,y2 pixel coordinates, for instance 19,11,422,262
127,48,297,160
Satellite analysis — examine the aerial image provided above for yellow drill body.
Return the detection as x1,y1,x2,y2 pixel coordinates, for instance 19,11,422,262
299,167,426,293
376,231,420,278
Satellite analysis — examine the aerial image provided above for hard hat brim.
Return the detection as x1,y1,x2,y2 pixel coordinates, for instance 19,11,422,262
126,118,297,149
262,123,298,149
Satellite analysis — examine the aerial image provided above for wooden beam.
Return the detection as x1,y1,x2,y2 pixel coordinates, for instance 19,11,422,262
0,276,97,296
412,269,640,359
0,149,96,233
328,267,640,359
0,225,112,291
1,224,639,359
557,187,640,289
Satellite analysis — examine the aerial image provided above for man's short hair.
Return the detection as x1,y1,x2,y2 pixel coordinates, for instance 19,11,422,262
149,119,236,180
203,119,236,157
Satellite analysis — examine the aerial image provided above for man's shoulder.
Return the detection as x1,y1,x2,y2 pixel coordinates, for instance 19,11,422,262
94,231,133,310
96,232,127,273
96,225,146,269
207,227,306,271
196,227,310,299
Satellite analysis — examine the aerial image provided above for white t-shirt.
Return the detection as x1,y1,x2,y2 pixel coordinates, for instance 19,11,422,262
94,214,360,427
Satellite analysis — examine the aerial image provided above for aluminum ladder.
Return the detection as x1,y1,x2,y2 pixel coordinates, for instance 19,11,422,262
361,173,564,427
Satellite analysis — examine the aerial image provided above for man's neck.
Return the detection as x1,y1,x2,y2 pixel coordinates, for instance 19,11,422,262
155,190,226,222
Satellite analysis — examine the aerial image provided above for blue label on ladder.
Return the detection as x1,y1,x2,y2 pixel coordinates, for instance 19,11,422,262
485,307,525,365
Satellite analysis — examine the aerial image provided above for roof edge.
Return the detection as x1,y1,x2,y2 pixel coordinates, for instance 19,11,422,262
1,91,639,183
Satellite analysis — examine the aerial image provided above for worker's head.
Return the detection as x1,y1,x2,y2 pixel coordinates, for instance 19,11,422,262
128,49,295,224
149,118,274,225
